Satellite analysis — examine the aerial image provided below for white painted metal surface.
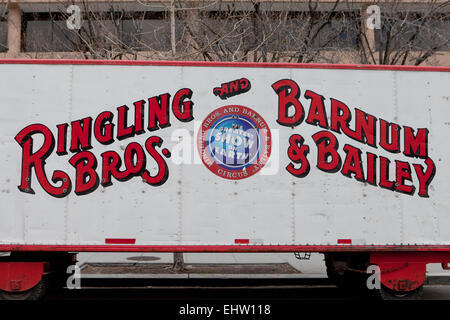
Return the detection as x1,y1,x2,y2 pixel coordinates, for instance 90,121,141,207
0,62,448,247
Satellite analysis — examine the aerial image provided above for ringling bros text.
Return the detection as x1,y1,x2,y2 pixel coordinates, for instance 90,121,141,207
15,88,193,197
272,79,435,198
15,79,435,198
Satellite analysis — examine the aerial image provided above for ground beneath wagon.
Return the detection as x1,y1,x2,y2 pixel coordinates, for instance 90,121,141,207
81,263,301,275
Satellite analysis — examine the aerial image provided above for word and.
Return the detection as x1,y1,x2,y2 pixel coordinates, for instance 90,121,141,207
213,78,251,100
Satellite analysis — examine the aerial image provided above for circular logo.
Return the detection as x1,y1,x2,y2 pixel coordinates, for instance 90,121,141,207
197,105,271,180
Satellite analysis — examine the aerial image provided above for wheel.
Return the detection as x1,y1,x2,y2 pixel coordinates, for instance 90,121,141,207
377,285,424,300
0,276,49,300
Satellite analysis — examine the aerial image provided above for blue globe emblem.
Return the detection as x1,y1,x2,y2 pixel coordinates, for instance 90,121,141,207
207,115,262,171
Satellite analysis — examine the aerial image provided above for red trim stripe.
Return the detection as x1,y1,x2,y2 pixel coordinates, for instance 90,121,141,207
0,59,448,72
337,239,353,245
234,239,250,244
0,244,449,253
105,238,136,245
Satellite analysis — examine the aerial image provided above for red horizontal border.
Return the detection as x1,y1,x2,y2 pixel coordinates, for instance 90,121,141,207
0,59,448,72
0,245,449,253
105,238,136,245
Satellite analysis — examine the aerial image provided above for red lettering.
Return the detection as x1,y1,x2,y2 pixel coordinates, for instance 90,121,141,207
15,124,71,197
272,79,304,127
69,151,99,195
341,144,365,181
220,84,229,95
379,119,401,153
240,78,250,89
100,151,127,187
395,160,415,195
124,142,146,176
404,126,428,158
312,131,341,173
134,100,145,135
70,117,93,153
379,156,395,190
172,88,194,122
229,80,239,92
305,90,328,129
148,93,171,131
366,152,377,186
94,111,114,145
286,134,310,178
117,105,135,140
56,123,68,155
354,108,377,147
413,158,436,197
142,136,169,186
330,98,352,135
